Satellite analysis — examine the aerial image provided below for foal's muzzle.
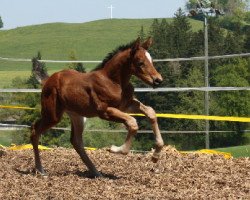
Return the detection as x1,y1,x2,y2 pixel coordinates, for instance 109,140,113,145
153,77,163,88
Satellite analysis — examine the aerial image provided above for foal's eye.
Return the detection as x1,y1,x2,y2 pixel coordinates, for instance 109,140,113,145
138,61,144,67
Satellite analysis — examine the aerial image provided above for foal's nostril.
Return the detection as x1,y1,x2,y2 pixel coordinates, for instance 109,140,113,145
153,78,163,86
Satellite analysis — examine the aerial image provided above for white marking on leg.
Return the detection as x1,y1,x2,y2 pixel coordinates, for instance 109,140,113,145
145,51,153,64
110,144,129,154
83,117,87,123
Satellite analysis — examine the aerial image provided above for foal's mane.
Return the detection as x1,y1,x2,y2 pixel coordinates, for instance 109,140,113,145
92,39,136,71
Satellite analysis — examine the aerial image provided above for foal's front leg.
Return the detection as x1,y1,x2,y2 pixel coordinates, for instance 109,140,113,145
99,107,139,154
124,99,164,162
91,90,138,154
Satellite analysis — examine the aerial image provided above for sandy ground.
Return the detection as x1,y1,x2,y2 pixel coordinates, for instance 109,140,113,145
0,146,249,200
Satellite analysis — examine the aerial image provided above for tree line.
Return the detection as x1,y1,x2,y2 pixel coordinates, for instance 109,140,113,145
135,8,250,150
0,16,3,28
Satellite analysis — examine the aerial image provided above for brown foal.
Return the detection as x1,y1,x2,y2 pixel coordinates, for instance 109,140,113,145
31,37,164,177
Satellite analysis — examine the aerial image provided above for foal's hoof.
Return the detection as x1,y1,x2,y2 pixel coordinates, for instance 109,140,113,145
151,156,159,163
88,172,103,179
110,145,121,153
34,168,47,177
151,151,161,163
110,145,129,155
94,172,103,178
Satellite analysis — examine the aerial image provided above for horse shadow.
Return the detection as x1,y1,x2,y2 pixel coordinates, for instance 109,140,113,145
14,168,33,175
14,168,120,180
75,170,120,180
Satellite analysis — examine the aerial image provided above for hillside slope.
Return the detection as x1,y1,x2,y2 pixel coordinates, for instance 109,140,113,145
0,19,156,72
0,18,202,71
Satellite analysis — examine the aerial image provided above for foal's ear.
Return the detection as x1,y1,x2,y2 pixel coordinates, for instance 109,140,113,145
133,37,141,49
131,37,141,56
141,37,153,50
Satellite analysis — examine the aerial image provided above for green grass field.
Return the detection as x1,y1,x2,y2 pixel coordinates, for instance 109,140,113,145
0,71,30,88
0,130,15,146
0,19,158,72
214,145,250,158
0,70,59,88
0,18,202,88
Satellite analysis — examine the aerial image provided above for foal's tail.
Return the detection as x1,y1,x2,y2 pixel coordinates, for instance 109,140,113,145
32,58,49,85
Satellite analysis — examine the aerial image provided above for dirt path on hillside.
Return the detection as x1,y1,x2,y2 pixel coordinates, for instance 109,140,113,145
0,146,249,199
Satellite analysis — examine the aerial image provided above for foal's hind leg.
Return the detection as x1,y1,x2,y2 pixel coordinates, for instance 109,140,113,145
31,116,62,175
31,89,63,175
31,119,53,174
68,113,101,178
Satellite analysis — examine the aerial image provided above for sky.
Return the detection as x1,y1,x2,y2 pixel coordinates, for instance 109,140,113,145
0,0,186,30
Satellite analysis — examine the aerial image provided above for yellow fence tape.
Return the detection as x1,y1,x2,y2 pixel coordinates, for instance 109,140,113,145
2,144,96,151
1,105,250,122
8,144,51,150
1,143,231,159
180,149,232,159
130,113,250,123
198,149,232,159
0,105,36,110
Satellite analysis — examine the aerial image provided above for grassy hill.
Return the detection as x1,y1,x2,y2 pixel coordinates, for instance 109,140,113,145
0,18,202,87
0,19,154,70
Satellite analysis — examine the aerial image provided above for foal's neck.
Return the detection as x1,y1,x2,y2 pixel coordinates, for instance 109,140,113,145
102,49,132,88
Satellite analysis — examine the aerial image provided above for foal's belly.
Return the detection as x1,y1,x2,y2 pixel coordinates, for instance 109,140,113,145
61,87,124,117
59,86,98,117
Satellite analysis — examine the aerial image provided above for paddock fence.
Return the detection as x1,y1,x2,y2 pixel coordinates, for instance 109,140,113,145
0,52,250,149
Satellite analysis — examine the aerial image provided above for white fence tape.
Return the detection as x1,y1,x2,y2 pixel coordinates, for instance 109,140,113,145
39,60,102,63
0,89,41,93
1,123,249,134
1,53,250,63
0,87,249,93
154,53,250,62
0,57,31,62
134,87,250,92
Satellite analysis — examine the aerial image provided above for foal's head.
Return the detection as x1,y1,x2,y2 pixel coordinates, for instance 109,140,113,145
130,37,163,88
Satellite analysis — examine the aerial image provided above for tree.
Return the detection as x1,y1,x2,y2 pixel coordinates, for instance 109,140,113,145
207,17,225,56
170,8,193,58
133,9,207,150
135,8,249,150
243,26,250,52
185,0,198,11
66,50,86,73
173,65,206,150
26,52,48,88
210,58,250,147
186,0,249,16
223,31,244,54
0,16,3,28
244,11,250,23
137,26,146,41
220,0,248,17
